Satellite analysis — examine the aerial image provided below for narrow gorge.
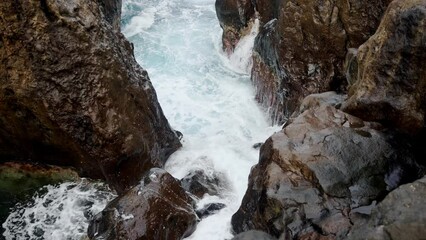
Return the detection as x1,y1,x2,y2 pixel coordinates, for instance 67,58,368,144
0,0,425,240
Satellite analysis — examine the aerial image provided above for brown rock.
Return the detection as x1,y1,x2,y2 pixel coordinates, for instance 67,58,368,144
251,0,390,123
88,168,197,240
342,0,426,135
97,0,122,32
0,0,181,193
231,92,423,239
215,0,255,53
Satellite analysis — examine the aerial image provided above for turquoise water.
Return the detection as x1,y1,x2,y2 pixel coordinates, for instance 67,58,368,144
121,0,278,239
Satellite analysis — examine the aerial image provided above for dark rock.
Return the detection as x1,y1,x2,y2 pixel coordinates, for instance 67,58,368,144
215,0,255,53
180,170,224,199
344,48,359,87
0,0,181,193
196,203,226,219
88,168,197,240
232,230,277,240
231,92,423,239
97,0,122,31
251,0,391,124
342,0,426,135
345,176,426,240
252,142,263,149
253,0,281,25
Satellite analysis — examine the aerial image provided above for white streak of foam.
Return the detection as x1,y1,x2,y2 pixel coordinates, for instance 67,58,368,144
227,19,260,74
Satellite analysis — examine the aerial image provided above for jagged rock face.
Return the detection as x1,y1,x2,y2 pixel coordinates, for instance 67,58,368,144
0,0,181,193
97,0,122,31
231,92,423,239
342,0,426,135
251,0,390,123
345,176,426,240
180,170,224,199
88,168,197,240
215,0,255,53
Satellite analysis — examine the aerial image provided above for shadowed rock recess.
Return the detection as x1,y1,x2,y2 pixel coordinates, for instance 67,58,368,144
0,0,181,193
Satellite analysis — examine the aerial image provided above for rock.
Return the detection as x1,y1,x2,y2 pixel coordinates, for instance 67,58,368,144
251,0,391,123
253,0,281,25
345,176,426,240
97,0,122,32
231,92,423,239
0,162,79,195
88,168,197,240
344,48,359,87
215,0,255,53
232,230,277,240
196,203,226,219
253,142,263,149
342,0,426,135
0,0,181,193
293,91,347,118
180,170,224,199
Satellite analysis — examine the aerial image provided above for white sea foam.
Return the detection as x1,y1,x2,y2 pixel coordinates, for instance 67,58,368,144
122,0,280,239
3,180,115,240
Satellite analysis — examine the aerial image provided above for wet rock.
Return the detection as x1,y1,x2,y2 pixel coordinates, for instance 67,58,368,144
0,162,79,195
97,0,122,32
251,0,391,123
180,170,224,199
0,0,181,193
88,168,197,240
231,92,423,239
215,0,255,53
196,203,226,219
232,230,277,240
253,142,263,149
253,0,281,24
345,176,426,240
342,0,426,135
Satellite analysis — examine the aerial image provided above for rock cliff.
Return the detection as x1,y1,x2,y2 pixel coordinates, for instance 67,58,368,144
0,0,181,193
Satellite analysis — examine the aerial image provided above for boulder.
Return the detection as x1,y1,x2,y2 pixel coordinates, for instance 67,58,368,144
345,176,426,240
88,168,197,240
251,0,391,123
0,0,181,192
196,203,226,219
342,0,426,135
231,92,423,239
215,0,255,53
180,170,224,199
232,230,277,240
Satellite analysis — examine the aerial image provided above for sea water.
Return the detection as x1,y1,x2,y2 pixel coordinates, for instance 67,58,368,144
2,0,279,239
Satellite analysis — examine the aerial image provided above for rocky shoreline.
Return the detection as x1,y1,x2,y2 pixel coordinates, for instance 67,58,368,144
1,0,425,239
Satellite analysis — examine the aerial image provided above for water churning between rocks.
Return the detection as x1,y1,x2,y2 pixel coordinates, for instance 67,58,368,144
3,0,279,239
